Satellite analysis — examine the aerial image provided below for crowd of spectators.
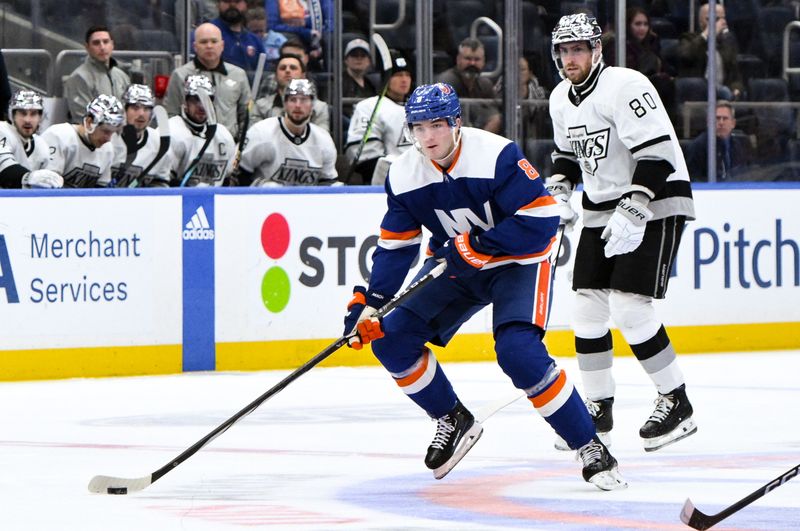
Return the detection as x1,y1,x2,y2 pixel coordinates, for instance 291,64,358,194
2,0,800,186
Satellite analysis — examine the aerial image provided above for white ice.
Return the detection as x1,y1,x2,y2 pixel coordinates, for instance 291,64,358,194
1,351,799,530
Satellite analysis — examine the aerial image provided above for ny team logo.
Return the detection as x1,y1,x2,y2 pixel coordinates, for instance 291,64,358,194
260,213,291,313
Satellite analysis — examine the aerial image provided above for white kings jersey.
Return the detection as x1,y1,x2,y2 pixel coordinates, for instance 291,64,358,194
168,116,235,187
41,123,114,188
344,96,413,165
0,121,50,186
107,127,172,187
240,116,338,186
549,65,695,228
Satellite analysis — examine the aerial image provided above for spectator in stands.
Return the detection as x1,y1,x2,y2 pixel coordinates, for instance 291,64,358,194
164,23,250,141
495,55,551,140
686,101,753,181
0,90,62,189
602,7,676,120
436,37,501,133
675,2,743,100
251,53,330,131
109,84,171,187
238,79,338,187
41,94,123,187
168,75,236,187
265,0,331,65
63,26,131,123
0,51,11,121
245,7,287,70
342,38,378,119
344,49,413,185
210,0,266,80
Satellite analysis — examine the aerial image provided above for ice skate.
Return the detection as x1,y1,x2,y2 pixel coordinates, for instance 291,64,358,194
425,401,483,480
555,397,613,451
640,384,697,452
577,436,627,490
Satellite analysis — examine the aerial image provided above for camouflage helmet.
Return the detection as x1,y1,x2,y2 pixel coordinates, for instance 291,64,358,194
283,78,316,101
184,75,215,98
85,94,125,127
8,90,44,122
551,14,604,80
122,84,155,107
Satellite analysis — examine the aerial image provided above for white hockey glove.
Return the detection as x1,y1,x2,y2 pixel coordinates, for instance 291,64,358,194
545,176,579,233
22,169,64,189
601,196,654,258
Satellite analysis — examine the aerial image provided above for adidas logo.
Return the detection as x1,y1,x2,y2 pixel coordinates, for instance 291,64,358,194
182,206,215,240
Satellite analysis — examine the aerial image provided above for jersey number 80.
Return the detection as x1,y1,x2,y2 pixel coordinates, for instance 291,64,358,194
628,92,658,118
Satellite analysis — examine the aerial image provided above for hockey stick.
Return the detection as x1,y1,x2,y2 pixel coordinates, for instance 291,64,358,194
87,261,448,495
680,462,800,530
180,90,217,187
110,124,139,186
130,106,170,188
344,32,393,183
232,52,266,179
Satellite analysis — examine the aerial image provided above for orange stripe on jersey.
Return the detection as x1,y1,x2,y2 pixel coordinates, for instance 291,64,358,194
395,351,430,388
529,369,566,409
430,140,463,174
534,259,552,329
380,227,422,241
519,195,557,211
486,238,554,264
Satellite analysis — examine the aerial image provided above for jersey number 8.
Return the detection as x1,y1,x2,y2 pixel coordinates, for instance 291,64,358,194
628,92,658,118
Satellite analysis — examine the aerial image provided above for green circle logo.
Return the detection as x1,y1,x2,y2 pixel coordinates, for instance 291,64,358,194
261,266,290,313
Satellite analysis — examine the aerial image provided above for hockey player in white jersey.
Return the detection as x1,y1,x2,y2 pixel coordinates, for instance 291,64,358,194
238,79,338,187
344,49,414,185
546,14,697,452
41,94,123,188
169,75,235,187
107,84,171,187
0,90,62,188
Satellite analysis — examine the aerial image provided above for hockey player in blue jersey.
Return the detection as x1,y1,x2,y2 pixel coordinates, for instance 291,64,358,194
343,82,626,490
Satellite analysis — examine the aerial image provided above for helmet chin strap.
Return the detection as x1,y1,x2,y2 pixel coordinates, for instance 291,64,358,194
570,45,604,87
433,126,462,165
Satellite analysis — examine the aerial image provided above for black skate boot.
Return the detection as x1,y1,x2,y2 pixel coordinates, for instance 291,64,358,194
577,436,627,490
555,397,614,451
425,401,483,479
640,384,697,452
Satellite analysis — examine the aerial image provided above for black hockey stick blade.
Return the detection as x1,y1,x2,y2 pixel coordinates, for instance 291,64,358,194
680,462,800,529
87,262,447,494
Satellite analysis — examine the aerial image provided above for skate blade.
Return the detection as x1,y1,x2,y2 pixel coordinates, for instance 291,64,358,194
588,466,628,491
642,417,697,452
555,431,611,451
433,422,484,480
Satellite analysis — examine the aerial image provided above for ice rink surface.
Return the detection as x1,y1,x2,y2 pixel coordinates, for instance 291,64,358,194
1,350,799,530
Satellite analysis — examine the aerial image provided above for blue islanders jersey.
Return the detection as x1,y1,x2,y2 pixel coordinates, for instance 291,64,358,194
369,127,560,297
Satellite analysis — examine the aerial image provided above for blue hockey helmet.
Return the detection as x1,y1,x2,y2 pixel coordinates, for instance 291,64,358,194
405,83,461,127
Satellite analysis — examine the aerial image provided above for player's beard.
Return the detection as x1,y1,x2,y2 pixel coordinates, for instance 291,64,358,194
287,111,311,127
220,8,244,25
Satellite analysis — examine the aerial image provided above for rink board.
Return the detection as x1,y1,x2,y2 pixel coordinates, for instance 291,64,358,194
0,185,797,380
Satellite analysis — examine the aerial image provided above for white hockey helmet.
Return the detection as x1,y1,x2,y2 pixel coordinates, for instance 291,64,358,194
85,94,125,129
184,75,215,98
551,13,603,80
122,83,155,108
8,90,44,121
283,78,316,101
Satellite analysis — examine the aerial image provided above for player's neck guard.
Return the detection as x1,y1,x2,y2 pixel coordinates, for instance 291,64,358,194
568,63,605,105
180,108,207,134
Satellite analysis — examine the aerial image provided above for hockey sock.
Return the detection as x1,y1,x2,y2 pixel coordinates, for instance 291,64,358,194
628,325,685,394
528,367,595,450
576,331,615,400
